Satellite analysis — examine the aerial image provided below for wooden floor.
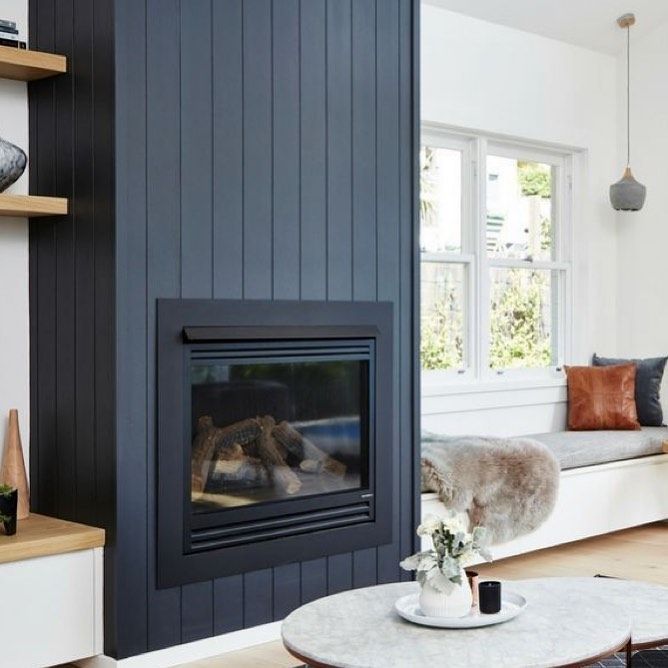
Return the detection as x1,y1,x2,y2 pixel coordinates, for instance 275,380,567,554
171,521,668,667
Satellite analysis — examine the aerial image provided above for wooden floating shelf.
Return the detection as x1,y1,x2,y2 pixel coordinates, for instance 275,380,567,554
0,194,68,218
0,45,67,81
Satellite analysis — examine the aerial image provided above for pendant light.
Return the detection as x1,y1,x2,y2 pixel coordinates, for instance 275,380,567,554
610,13,646,212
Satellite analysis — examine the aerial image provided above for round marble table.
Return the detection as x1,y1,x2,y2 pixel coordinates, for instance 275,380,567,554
548,577,668,650
281,580,632,668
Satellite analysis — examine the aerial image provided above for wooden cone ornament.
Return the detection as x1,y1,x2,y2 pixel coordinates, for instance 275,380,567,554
1,409,30,519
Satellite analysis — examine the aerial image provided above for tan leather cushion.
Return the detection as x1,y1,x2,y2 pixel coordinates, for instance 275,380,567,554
565,364,640,431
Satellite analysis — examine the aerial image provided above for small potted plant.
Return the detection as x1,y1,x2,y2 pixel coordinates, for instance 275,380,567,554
400,512,492,618
0,483,18,536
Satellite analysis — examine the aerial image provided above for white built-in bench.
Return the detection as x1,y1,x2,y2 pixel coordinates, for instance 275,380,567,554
422,427,668,561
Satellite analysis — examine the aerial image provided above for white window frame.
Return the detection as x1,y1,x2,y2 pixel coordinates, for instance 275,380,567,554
419,132,476,387
420,127,574,389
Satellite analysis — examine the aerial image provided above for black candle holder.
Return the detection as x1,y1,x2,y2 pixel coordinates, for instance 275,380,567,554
479,580,502,614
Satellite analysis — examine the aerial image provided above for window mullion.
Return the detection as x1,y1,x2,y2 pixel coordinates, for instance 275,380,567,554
475,136,490,381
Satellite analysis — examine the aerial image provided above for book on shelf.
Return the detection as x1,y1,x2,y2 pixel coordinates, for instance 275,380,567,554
0,32,19,41
0,38,26,49
0,19,17,30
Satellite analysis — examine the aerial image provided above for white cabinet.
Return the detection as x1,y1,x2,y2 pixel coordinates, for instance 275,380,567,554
0,514,104,668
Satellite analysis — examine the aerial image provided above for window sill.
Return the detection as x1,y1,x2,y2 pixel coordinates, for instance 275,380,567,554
421,376,566,399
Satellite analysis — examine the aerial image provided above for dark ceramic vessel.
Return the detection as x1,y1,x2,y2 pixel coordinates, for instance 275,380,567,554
0,487,18,535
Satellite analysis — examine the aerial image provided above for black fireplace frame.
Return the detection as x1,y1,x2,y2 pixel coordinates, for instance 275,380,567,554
157,299,393,588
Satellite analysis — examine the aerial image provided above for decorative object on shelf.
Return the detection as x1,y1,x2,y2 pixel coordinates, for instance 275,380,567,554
610,13,646,212
0,409,29,519
0,18,25,48
479,580,502,614
0,483,17,535
0,136,27,193
400,512,491,618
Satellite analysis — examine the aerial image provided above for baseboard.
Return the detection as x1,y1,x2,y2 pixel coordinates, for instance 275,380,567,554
74,620,283,668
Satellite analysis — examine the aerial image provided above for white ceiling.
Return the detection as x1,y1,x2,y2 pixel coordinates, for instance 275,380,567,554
423,0,668,54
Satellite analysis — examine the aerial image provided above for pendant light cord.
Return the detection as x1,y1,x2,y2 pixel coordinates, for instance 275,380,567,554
627,23,631,167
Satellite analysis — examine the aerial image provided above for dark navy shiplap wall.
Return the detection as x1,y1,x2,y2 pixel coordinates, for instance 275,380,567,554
30,0,418,659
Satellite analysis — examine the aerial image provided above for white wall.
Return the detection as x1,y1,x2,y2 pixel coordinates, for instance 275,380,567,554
0,1,30,470
616,21,668,405
421,4,620,435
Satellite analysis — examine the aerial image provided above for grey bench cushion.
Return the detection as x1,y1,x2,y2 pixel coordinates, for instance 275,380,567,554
527,427,668,470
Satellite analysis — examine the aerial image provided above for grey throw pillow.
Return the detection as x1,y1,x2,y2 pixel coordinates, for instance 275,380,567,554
592,354,667,426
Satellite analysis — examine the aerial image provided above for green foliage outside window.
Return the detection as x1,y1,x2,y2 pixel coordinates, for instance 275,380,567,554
420,289,464,370
420,157,554,372
489,269,552,369
518,161,551,198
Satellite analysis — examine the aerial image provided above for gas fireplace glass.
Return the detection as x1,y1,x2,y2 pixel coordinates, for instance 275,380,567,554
190,355,369,512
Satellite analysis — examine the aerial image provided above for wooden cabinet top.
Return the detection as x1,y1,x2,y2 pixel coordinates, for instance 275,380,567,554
0,513,105,564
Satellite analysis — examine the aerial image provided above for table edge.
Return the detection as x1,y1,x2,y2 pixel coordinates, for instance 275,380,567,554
283,635,633,668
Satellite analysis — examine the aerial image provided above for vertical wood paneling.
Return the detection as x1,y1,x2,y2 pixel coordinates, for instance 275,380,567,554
243,569,273,628
212,0,243,299
146,0,182,650
273,563,301,620
55,0,76,520
299,0,333,597
31,0,417,658
270,0,302,614
272,0,300,300
92,0,116,538
326,0,353,301
375,0,403,585
327,552,352,595
31,0,122,656
30,0,58,517
73,0,97,526
213,575,244,635
324,0,354,591
350,0,380,590
300,558,327,604
299,0,327,300
114,0,148,655
181,582,213,643
242,0,273,299
180,0,214,639
240,0,276,630
211,0,245,634
181,0,213,299
352,0,377,303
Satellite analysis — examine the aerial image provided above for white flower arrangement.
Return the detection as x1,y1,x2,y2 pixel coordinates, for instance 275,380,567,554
400,512,492,594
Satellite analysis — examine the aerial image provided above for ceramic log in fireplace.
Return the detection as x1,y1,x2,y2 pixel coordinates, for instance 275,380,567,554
157,299,393,588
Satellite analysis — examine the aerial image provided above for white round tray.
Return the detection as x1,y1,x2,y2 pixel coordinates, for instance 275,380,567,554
394,590,527,629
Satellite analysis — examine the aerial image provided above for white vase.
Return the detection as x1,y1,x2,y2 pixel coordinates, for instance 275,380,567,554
419,571,473,618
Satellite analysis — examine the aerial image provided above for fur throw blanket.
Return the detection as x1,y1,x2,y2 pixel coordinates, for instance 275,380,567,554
421,433,559,544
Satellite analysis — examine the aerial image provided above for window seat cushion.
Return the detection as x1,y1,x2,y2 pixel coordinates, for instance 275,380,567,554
527,426,668,470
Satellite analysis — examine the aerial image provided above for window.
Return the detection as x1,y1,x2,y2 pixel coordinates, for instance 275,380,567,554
420,129,572,384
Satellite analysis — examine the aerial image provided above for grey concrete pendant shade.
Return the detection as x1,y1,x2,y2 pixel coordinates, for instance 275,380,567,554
610,13,646,212
610,167,646,211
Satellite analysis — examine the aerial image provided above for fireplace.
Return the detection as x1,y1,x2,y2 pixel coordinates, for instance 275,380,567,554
157,300,393,588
